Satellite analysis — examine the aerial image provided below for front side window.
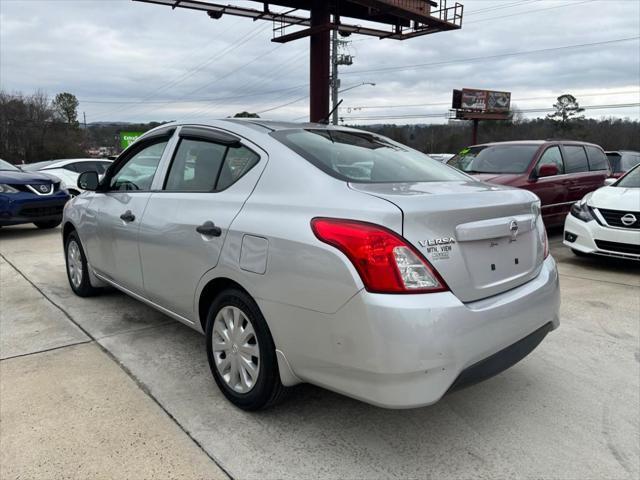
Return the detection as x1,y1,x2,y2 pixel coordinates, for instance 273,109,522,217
109,141,168,191
536,146,564,175
273,129,467,183
563,146,589,173
447,145,539,174
164,138,259,192
585,146,609,171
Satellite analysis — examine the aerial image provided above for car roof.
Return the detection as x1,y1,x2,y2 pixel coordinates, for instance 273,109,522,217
471,139,602,148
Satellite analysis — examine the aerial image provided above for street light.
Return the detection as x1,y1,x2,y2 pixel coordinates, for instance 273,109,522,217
333,82,376,125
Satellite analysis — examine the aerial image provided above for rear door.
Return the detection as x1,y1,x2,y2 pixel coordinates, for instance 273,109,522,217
560,144,596,210
138,126,267,319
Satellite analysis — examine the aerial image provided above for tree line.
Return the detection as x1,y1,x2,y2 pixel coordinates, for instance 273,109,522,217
1,90,638,164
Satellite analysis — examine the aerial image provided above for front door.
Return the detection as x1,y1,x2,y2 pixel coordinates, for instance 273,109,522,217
91,138,171,293
138,128,266,320
529,145,568,227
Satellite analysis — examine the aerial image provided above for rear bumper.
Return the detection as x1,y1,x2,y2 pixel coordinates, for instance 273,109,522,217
261,255,560,408
564,215,640,260
0,192,69,226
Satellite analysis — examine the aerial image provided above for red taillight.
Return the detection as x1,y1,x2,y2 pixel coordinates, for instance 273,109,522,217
311,218,448,294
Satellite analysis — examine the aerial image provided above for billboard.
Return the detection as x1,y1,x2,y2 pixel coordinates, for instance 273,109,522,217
119,131,144,150
453,89,511,112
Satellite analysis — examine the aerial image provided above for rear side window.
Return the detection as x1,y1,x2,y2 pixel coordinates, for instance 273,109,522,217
164,139,259,192
63,163,78,172
74,162,99,174
585,146,609,171
621,153,640,171
563,146,589,173
273,129,467,183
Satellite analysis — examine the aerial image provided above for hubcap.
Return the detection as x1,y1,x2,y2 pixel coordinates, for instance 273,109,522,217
212,306,260,393
67,240,83,288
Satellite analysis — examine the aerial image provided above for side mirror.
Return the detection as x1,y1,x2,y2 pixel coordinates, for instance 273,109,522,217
604,177,616,186
77,171,99,191
537,164,559,178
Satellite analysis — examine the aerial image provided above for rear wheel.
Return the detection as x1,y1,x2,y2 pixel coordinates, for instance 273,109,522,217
34,219,61,229
205,288,286,410
65,231,100,297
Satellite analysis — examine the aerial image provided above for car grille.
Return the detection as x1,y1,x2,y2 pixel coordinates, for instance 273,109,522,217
597,208,640,229
594,240,640,256
18,203,65,218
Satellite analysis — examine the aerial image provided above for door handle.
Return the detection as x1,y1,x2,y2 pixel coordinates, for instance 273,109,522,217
196,221,222,237
120,210,135,222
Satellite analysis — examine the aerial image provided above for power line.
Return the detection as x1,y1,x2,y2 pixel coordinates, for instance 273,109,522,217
348,90,640,111
340,102,640,122
465,0,540,17
342,36,639,76
465,0,597,24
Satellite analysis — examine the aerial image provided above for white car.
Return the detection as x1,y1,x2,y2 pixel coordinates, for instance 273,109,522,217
564,163,640,260
22,158,112,196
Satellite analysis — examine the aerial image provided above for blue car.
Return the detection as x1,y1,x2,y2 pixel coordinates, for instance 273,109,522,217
0,158,70,229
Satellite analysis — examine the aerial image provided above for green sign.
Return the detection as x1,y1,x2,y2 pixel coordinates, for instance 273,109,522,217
120,131,144,150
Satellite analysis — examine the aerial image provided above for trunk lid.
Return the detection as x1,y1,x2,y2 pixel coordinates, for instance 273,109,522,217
350,181,545,302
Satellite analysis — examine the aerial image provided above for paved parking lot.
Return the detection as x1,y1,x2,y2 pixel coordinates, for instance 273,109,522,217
1,225,638,480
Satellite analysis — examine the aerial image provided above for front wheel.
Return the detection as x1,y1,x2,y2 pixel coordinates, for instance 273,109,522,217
34,219,62,229
65,231,101,297
205,289,287,410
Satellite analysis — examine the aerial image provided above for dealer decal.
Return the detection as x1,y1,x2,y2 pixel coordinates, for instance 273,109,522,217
419,237,455,260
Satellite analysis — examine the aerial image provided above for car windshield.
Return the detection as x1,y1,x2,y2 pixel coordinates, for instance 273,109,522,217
21,160,59,171
447,145,539,174
615,164,640,188
0,159,20,171
271,129,467,183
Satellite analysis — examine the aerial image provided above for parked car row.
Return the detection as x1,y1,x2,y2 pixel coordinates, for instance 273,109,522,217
446,141,639,261
0,158,112,229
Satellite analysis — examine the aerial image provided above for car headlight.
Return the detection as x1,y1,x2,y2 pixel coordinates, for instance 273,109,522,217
0,184,19,193
570,198,594,222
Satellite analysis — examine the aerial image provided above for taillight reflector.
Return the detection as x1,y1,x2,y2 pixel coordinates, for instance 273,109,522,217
311,218,448,294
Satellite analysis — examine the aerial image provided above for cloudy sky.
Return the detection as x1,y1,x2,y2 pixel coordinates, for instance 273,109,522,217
1,0,639,124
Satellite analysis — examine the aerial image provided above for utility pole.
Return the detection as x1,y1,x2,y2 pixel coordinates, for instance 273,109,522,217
83,111,87,129
330,28,353,125
331,28,339,125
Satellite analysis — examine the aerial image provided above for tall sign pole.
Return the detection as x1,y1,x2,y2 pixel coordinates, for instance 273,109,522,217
309,0,330,122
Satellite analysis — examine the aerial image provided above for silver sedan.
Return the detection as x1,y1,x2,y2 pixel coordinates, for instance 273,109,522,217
62,120,560,410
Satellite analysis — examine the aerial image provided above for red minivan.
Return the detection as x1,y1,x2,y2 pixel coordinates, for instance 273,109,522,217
447,140,610,227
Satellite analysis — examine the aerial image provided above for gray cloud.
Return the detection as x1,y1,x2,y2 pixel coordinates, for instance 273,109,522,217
1,0,638,124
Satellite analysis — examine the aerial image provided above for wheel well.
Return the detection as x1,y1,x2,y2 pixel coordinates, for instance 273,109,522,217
62,222,76,244
198,277,249,332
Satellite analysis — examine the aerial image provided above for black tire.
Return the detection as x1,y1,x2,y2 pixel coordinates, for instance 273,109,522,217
205,288,287,410
64,230,101,297
34,219,62,229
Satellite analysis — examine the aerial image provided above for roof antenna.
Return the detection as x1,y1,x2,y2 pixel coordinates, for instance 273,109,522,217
320,99,343,125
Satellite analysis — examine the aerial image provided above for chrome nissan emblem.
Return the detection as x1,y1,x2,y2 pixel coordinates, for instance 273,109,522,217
621,213,637,226
38,184,49,192
509,219,519,240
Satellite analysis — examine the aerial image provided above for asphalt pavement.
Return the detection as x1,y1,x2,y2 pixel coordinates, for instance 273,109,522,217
0,224,638,480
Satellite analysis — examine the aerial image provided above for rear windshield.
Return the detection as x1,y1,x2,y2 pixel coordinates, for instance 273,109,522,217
608,152,640,172
271,129,467,183
616,164,640,188
447,145,539,174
